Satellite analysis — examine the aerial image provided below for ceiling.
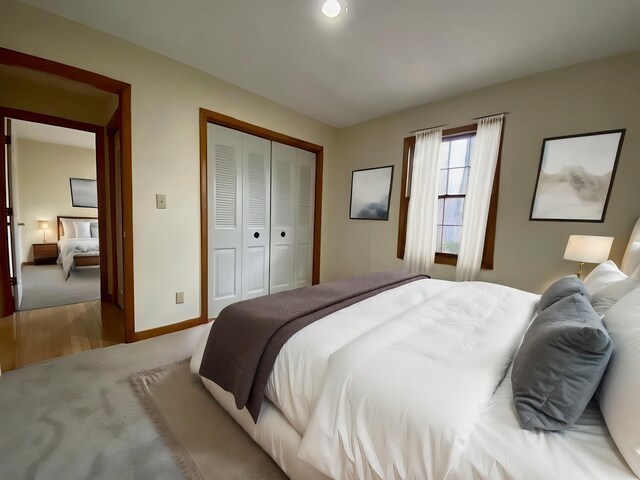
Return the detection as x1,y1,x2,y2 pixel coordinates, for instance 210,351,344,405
20,0,640,127
11,120,96,150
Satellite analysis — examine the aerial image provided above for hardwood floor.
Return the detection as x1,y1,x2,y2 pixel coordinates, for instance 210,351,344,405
0,301,124,373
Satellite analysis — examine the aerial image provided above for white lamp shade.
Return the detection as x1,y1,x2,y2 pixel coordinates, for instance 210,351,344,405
564,235,614,264
37,220,49,230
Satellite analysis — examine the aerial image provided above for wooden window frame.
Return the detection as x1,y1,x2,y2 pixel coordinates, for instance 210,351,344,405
397,123,502,270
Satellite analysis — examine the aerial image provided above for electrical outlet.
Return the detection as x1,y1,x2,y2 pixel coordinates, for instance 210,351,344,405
156,194,167,209
176,292,184,304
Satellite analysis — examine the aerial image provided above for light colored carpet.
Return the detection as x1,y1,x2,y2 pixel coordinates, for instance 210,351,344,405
19,264,100,311
130,361,287,480
0,324,208,480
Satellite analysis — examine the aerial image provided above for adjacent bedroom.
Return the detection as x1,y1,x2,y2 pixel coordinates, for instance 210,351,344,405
10,120,101,311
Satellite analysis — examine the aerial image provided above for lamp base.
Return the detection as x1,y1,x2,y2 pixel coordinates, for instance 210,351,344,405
577,262,584,279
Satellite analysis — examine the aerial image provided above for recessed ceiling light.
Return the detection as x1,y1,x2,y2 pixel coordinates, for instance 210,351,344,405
322,0,342,18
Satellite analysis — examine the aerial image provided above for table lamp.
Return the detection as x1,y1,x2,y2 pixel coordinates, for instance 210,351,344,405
564,235,614,279
38,220,49,243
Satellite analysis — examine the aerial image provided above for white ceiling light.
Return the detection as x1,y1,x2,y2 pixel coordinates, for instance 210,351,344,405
322,0,341,18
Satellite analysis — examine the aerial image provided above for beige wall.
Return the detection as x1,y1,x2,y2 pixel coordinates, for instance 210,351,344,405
0,1,338,331
0,66,117,125
325,52,640,293
15,139,97,264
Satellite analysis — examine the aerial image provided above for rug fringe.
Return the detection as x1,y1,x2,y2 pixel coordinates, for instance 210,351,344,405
129,357,204,480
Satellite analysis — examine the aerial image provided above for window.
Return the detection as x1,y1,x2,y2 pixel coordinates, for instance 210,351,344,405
397,124,501,269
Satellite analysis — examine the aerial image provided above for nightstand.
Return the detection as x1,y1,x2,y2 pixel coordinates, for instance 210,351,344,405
33,243,58,265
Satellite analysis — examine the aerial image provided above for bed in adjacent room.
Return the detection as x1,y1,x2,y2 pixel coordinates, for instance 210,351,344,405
56,216,100,279
191,218,640,480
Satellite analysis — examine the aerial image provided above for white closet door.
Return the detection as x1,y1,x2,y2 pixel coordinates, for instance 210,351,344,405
270,143,296,293
241,133,271,300
208,124,242,318
295,149,316,288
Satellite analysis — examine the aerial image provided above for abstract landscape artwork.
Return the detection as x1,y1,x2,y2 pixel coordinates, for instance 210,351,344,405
529,130,625,222
350,166,394,220
69,178,98,208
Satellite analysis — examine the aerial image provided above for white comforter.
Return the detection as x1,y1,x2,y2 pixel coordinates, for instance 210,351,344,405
295,280,537,480
57,238,99,277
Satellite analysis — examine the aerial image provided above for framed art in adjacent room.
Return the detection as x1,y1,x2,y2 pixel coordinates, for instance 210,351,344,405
529,129,625,222
350,165,394,220
69,177,98,208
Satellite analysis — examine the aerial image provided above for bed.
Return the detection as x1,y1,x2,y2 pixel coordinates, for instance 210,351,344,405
56,216,100,279
191,219,640,480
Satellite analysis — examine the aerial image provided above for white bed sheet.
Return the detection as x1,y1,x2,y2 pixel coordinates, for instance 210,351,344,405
446,367,636,480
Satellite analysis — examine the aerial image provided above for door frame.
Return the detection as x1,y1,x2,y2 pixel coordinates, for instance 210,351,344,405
199,108,324,321
0,47,136,343
0,108,109,305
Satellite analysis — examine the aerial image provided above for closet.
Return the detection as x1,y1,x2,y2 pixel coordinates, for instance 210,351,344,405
208,124,316,318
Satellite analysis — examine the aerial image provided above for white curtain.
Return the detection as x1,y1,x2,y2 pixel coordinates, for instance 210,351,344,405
456,114,504,281
404,127,442,274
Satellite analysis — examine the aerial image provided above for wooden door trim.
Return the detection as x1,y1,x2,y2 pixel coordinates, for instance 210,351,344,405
0,48,135,343
199,108,324,322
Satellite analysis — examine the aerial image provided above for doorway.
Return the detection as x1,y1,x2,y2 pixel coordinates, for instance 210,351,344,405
5,117,103,311
0,48,135,372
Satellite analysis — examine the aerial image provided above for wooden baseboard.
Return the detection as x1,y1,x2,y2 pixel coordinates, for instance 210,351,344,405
130,316,207,342
21,262,34,266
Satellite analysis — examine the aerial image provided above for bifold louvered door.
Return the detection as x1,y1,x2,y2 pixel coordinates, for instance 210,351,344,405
270,143,316,293
208,125,315,317
241,134,271,301
208,125,270,317
269,143,297,293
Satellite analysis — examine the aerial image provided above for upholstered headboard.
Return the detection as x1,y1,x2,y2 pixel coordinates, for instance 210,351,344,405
621,217,640,275
57,216,98,240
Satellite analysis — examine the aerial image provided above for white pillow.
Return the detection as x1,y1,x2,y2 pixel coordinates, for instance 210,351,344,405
60,219,76,238
632,264,640,281
583,261,627,296
599,286,640,477
621,241,640,276
90,222,99,239
73,220,91,239
591,278,637,315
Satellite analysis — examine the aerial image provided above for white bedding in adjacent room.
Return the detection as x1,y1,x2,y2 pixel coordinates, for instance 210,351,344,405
57,237,99,278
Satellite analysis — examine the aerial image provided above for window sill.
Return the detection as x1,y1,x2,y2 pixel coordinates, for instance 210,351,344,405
435,252,494,270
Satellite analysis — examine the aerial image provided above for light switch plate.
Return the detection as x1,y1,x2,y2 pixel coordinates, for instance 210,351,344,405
176,292,184,304
156,194,167,209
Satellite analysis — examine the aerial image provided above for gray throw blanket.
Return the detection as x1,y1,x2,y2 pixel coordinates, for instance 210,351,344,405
199,271,428,421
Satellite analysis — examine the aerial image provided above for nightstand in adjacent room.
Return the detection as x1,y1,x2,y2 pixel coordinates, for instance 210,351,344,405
32,243,58,265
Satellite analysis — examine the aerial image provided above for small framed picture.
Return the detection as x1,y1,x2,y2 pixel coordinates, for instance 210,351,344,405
349,166,394,220
69,178,98,208
529,129,625,222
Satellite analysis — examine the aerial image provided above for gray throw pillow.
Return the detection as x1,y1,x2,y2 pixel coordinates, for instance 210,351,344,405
512,293,612,431
538,275,589,312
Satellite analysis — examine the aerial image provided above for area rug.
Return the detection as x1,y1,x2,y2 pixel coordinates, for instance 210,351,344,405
19,264,100,310
130,360,288,480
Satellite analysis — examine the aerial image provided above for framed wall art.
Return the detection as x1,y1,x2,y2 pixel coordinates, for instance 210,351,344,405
349,166,394,220
69,177,98,208
529,129,625,222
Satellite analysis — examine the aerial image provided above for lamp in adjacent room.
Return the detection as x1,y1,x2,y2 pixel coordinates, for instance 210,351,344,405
564,235,614,279
38,220,49,243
